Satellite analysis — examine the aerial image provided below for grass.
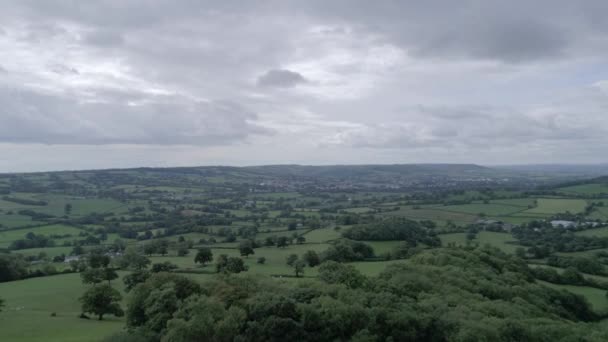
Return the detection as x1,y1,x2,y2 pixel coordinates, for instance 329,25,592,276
524,198,587,215
439,231,520,253
0,273,127,342
437,203,526,216
0,224,84,248
303,228,342,243
0,213,43,229
382,207,477,224
557,183,608,196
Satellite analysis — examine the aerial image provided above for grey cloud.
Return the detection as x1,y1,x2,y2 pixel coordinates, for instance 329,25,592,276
0,87,272,145
84,30,124,47
257,69,307,88
327,103,608,150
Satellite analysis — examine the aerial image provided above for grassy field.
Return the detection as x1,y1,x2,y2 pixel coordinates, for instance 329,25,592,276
0,224,84,248
382,207,478,224
557,183,608,195
437,203,527,216
539,281,608,312
303,228,342,243
524,198,588,215
439,231,520,253
0,273,126,342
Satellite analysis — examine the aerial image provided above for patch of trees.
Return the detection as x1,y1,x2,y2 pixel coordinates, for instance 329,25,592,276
531,266,608,289
78,249,123,320
17,209,55,220
513,223,608,254
107,247,606,342
2,196,48,206
9,232,55,250
343,217,440,247
547,255,606,276
320,239,374,262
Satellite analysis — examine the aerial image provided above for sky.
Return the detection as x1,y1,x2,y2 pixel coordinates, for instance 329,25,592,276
1,0,608,172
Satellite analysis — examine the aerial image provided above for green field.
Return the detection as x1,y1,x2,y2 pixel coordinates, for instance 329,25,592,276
0,224,84,248
438,202,527,216
439,231,521,253
382,207,477,224
557,183,608,195
524,198,588,215
303,228,342,243
0,273,126,342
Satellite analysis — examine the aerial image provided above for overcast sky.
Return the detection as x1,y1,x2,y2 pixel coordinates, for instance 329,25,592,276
1,0,608,172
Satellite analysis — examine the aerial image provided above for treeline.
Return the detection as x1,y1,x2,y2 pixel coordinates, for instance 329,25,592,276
2,196,47,206
106,247,608,342
513,223,608,256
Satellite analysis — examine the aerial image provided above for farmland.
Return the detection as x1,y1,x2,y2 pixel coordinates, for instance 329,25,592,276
1,165,608,340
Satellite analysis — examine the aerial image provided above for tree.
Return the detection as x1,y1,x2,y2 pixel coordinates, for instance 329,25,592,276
0,297,4,312
0,253,28,282
286,254,298,267
257,257,266,264
318,261,367,289
81,267,118,285
217,256,247,274
117,248,150,270
177,244,190,257
151,262,178,273
296,235,306,244
293,260,306,277
123,270,151,292
195,247,213,266
515,247,527,259
64,203,72,216
303,250,320,267
276,236,289,248
238,240,255,258
80,284,124,320
225,257,247,274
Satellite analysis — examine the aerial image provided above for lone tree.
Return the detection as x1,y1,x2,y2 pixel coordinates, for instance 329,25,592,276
303,250,320,267
64,203,72,216
80,284,124,320
194,247,213,266
293,260,306,277
0,297,4,312
216,255,247,274
239,240,255,258
276,236,289,248
286,254,298,267
286,255,305,277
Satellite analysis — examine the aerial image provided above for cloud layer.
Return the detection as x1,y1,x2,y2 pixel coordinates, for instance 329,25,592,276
1,1,608,170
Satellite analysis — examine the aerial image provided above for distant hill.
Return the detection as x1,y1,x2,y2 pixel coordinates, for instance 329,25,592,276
242,164,494,179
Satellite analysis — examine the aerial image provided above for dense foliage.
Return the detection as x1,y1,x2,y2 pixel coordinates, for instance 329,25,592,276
114,247,608,341
343,217,440,246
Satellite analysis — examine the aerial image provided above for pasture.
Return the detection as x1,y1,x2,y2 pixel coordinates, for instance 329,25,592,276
0,273,126,342
439,231,520,253
524,198,587,215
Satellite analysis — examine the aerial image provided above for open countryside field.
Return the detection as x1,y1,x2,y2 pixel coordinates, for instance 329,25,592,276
524,198,588,214
439,231,521,253
1,166,608,341
0,273,127,342
557,183,608,196
0,224,84,248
